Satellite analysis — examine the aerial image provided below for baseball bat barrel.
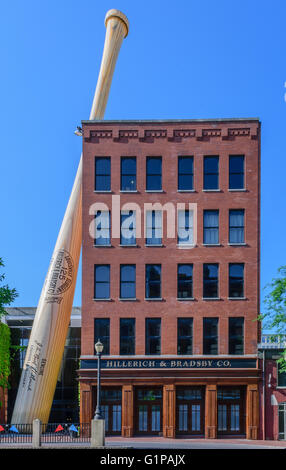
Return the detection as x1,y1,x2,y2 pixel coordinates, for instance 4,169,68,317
11,9,129,425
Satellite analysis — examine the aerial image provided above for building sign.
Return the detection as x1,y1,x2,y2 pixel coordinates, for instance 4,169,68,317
80,358,257,370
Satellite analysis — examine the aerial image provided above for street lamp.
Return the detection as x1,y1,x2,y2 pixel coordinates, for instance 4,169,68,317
94,339,104,420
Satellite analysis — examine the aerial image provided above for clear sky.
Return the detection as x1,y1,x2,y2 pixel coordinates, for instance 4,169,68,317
0,0,285,316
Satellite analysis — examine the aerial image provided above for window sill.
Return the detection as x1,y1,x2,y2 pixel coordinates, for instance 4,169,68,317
202,189,221,192
228,297,247,300
119,244,138,247
202,297,221,301
93,244,112,248
145,244,164,247
228,188,247,192
93,298,112,301
202,243,222,247
177,189,195,193
119,298,137,301
145,190,164,193
177,297,195,301
177,244,196,249
144,298,164,301
120,190,138,193
94,190,112,193
228,243,247,246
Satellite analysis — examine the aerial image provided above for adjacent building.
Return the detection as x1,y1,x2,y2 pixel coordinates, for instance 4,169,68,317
258,334,286,440
78,118,261,438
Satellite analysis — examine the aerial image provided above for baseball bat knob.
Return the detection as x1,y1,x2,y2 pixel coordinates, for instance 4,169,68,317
105,9,129,37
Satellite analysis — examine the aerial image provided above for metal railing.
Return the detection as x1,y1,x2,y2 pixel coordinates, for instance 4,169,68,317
41,423,90,443
259,334,286,349
0,423,91,445
0,424,33,443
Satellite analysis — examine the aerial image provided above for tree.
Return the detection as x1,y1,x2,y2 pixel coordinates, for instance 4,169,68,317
0,257,18,319
259,265,286,371
0,257,18,413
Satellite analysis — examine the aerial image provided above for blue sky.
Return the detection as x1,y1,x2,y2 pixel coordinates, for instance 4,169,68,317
0,0,285,314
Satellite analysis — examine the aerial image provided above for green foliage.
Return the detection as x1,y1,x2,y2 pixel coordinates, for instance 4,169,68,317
0,257,19,410
259,265,286,371
0,323,11,394
0,257,18,318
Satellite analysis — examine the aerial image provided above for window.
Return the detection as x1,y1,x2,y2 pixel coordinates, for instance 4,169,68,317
177,264,193,299
178,156,193,190
278,363,286,387
229,318,244,355
145,264,161,299
146,211,162,245
94,319,110,354
229,210,245,244
203,264,219,298
95,157,111,191
120,210,136,245
121,157,136,191
229,155,244,190
203,210,219,244
94,211,110,245
94,265,110,299
178,209,194,245
177,318,193,355
120,319,135,355
204,156,219,190
120,265,136,299
146,318,161,355
229,264,244,298
146,157,162,191
203,318,218,355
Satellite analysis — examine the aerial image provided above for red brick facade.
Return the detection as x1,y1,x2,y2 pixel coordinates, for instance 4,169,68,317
79,119,261,438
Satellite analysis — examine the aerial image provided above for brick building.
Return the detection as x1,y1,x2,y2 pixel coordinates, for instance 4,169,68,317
258,334,286,440
78,118,261,439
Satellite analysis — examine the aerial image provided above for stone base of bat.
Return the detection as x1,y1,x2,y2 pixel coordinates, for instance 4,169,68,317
91,418,105,447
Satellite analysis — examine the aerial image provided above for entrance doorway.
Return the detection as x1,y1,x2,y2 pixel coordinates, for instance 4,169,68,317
135,388,162,435
94,387,122,435
176,387,205,435
217,387,245,436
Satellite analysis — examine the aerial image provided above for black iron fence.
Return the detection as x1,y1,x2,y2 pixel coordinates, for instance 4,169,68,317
41,423,91,443
0,424,33,443
0,423,91,445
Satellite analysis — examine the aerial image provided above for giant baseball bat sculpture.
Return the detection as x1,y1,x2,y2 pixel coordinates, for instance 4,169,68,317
11,9,129,425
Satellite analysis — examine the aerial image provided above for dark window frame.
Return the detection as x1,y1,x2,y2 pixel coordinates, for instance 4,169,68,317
145,264,161,299
203,317,219,355
203,263,219,298
229,209,245,244
120,264,136,299
177,318,193,355
177,264,193,299
146,156,162,191
94,264,110,299
228,317,244,355
203,210,219,245
229,263,244,298
145,318,161,355
121,157,137,191
203,156,219,190
120,318,136,355
95,156,111,191
178,156,194,191
229,155,245,190
94,318,110,355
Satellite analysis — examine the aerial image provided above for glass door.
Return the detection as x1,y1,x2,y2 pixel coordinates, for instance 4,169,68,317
136,388,162,435
217,387,245,435
278,403,286,440
176,387,205,435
